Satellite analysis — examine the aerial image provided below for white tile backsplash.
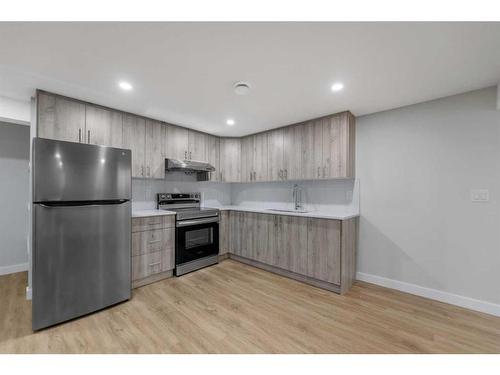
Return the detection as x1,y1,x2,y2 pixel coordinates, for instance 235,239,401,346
133,173,359,214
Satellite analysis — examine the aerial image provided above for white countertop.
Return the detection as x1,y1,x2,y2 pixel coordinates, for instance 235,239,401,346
206,205,359,220
132,209,176,218
132,206,359,220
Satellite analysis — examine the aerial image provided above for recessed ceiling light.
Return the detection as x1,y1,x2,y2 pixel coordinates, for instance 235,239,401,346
233,82,251,95
226,119,235,126
331,82,344,92
118,81,133,91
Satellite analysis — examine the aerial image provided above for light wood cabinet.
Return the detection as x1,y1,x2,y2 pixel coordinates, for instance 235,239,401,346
165,124,189,160
227,211,354,293
131,215,175,287
37,92,86,143
187,130,207,161
219,138,241,182
206,134,220,182
219,211,230,255
283,124,304,181
37,91,355,183
145,119,166,179
306,218,341,284
242,133,269,182
268,128,285,181
85,105,123,148
122,114,146,178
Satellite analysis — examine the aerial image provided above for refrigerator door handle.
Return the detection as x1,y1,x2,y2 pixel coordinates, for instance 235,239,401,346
36,200,129,208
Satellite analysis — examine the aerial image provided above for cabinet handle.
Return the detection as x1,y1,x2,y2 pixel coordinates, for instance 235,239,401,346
220,172,223,181
189,151,192,160
254,171,257,180
317,167,320,178
148,261,161,267
88,130,91,144
184,151,187,160
147,222,161,225
323,166,326,178
78,128,82,143
148,240,161,244
141,166,144,176
284,169,287,179
147,166,150,177
278,169,282,180
249,172,252,181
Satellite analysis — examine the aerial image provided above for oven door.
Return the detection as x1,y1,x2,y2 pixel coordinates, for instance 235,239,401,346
176,217,219,265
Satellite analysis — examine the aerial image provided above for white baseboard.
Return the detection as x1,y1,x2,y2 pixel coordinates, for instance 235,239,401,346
26,286,32,300
0,262,28,276
356,272,500,317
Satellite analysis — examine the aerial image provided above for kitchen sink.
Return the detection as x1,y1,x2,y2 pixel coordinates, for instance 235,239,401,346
266,208,310,214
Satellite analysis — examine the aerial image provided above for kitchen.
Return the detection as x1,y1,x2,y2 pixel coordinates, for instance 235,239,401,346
1,15,500,368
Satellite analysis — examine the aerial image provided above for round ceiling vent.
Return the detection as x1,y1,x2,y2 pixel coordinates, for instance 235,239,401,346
233,81,251,95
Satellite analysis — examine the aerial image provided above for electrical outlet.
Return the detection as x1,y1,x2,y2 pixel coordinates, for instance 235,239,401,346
471,189,489,202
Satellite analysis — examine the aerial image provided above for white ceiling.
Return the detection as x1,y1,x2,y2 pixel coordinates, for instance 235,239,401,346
0,22,499,136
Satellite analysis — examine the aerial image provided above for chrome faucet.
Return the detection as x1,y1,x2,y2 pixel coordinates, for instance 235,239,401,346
292,184,303,211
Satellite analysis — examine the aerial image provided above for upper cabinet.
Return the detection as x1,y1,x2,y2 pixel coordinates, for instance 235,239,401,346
165,124,189,160
206,134,220,182
268,112,355,181
145,119,166,179
38,92,86,143
219,138,241,183
36,91,355,183
122,114,146,178
241,133,268,182
85,105,123,148
187,130,207,161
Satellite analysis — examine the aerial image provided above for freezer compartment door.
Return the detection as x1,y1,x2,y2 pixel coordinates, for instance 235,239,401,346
33,137,131,202
32,201,131,330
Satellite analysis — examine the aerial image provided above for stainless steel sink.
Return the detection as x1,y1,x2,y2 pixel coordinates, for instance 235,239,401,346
266,208,310,214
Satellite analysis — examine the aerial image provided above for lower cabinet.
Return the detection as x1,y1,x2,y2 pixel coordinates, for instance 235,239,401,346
131,215,175,288
219,211,230,255
229,211,355,294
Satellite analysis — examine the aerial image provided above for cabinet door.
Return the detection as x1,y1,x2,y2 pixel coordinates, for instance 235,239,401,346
283,124,303,181
188,130,207,161
85,105,123,148
165,124,189,160
307,218,341,284
253,133,268,181
240,212,256,259
301,119,324,180
283,216,308,274
267,128,285,181
220,138,241,182
266,214,282,268
219,211,230,254
253,213,270,264
322,112,356,179
230,211,244,256
240,136,253,182
37,92,85,143
206,135,220,181
145,119,165,179
122,114,146,178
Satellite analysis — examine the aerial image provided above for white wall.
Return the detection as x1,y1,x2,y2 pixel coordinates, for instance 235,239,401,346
132,172,232,210
231,179,358,214
0,121,30,275
0,95,31,125
356,87,500,314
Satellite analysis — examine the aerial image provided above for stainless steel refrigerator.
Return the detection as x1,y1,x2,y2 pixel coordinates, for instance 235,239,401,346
32,138,131,331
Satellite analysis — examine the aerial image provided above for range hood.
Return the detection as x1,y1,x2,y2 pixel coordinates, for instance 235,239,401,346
165,158,216,173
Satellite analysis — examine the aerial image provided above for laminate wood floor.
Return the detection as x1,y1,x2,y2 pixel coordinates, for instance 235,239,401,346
1,259,500,353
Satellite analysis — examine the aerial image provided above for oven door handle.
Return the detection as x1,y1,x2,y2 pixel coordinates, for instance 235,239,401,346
176,217,219,227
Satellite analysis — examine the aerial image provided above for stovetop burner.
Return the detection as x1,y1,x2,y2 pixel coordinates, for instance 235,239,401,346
157,192,219,220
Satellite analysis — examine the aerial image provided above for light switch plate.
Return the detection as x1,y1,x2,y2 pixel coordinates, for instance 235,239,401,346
471,189,489,202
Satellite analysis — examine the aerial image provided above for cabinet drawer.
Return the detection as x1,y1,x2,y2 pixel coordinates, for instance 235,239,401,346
132,228,174,256
132,215,175,232
131,248,174,281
